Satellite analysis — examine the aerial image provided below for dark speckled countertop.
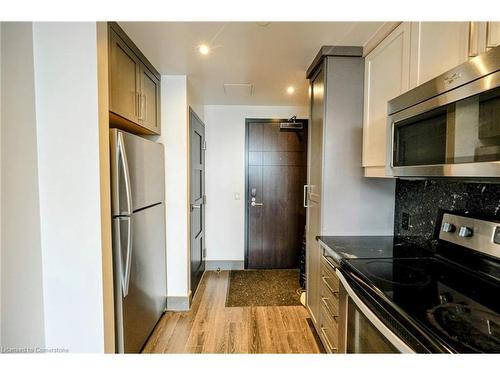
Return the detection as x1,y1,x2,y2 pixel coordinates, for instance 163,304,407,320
316,235,431,262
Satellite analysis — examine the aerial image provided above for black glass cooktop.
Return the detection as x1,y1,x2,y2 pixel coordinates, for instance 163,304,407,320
342,257,500,353
317,236,431,260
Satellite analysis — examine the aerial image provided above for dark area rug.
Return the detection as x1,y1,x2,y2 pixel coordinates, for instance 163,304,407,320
226,269,301,307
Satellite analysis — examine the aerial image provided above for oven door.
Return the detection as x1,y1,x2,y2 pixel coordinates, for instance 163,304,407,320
336,269,415,353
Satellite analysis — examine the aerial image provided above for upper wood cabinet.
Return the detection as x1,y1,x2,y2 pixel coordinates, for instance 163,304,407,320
109,27,141,125
362,23,411,177
139,65,161,134
409,22,470,87
108,22,161,135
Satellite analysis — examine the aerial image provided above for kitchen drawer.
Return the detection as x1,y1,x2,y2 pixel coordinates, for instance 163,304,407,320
320,304,339,353
320,287,339,320
320,257,339,296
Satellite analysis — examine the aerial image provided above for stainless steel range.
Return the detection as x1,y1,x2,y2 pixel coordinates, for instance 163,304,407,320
336,213,500,353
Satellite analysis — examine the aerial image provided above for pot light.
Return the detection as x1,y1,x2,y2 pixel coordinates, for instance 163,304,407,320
198,44,210,56
287,86,295,95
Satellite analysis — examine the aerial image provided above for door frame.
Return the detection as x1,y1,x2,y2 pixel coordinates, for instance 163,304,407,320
244,118,309,269
189,107,206,297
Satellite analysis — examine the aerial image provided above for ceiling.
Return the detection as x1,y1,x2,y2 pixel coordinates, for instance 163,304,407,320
119,22,384,106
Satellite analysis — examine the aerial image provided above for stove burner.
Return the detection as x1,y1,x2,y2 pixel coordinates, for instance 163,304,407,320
427,303,500,352
364,260,431,287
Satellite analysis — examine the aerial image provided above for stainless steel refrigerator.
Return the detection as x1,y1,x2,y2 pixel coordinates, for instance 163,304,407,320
110,129,167,353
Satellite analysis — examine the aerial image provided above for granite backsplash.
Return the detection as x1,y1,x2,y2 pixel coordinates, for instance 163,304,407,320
395,179,500,251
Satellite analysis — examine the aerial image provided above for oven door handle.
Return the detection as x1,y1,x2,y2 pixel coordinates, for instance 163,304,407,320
335,268,415,354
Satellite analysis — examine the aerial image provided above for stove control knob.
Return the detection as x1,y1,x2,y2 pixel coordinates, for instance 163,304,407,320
442,222,456,233
458,226,473,238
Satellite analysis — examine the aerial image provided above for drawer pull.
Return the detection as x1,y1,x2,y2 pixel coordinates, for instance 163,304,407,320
320,326,338,353
321,297,339,321
321,276,339,296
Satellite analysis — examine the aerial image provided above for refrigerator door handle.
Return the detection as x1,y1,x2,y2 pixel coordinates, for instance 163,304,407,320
122,215,133,297
118,132,133,215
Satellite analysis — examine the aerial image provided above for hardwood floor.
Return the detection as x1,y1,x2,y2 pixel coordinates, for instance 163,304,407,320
142,271,323,354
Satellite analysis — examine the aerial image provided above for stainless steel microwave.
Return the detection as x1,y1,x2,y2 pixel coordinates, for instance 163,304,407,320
387,45,500,178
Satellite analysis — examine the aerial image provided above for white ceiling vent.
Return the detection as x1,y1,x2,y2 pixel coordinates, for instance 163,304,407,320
223,83,254,97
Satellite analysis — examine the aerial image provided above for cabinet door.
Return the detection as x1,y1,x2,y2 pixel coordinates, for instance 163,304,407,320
139,65,161,134
362,22,411,175
306,65,324,326
409,22,470,87
487,22,500,49
109,28,140,123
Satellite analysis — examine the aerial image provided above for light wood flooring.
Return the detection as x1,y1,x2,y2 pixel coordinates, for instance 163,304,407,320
142,271,323,354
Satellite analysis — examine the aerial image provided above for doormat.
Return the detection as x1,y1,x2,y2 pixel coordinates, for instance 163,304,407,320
226,269,301,307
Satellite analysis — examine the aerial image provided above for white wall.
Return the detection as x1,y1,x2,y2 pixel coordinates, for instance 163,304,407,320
1,22,46,349
203,105,308,263
31,22,105,352
159,76,190,299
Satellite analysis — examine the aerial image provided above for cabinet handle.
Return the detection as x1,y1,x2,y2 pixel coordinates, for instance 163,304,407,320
321,297,339,321
137,92,143,120
321,276,339,297
144,94,147,122
303,185,311,208
320,326,338,353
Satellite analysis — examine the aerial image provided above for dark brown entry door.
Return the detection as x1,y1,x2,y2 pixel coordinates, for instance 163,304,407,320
246,119,308,269
190,108,206,295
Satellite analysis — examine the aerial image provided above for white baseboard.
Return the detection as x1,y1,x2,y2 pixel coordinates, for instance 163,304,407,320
205,260,244,271
166,296,190,311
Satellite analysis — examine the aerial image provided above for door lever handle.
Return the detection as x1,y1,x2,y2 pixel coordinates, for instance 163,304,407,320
191,204,201,210
251,201,263,207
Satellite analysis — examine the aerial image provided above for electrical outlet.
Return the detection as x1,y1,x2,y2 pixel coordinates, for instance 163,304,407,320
402,212,410,230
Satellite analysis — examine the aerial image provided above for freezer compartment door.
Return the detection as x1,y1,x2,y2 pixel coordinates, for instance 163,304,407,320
120,203,167,353
110,129,165,215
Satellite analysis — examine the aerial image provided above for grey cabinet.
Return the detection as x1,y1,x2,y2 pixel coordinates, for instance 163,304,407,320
108,22,161,135
305,63,324,327
305,47,396,350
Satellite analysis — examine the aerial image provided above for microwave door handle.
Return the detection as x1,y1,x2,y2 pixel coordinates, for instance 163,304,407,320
118,132,133,215
335,269,415,353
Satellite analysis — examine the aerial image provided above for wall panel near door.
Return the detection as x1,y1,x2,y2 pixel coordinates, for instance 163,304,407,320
245,119,308,269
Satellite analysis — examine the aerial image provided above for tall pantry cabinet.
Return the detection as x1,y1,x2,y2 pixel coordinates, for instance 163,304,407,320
305,47,396,343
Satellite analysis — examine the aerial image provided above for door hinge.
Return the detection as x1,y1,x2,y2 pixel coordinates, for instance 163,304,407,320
202,140,207,150
202,248,207,259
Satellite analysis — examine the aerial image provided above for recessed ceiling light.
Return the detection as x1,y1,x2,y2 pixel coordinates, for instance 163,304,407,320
287,86,295,95
198,44,210,56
